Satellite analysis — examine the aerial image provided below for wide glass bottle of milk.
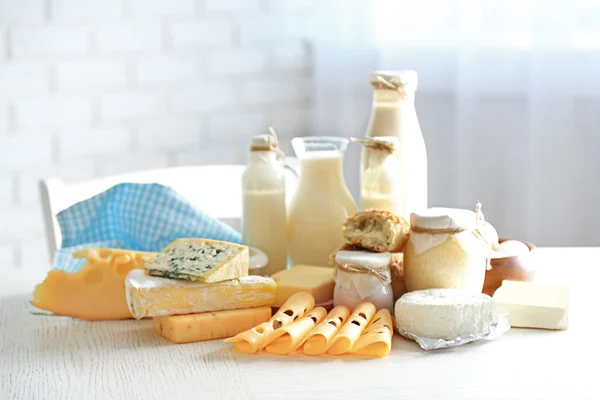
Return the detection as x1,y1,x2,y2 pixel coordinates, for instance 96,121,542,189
242,132,288,276
362,70,427,220
354,136,403,216
288,136,357,267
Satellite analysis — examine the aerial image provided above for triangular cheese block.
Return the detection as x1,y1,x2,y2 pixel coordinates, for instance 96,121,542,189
145,238,249,283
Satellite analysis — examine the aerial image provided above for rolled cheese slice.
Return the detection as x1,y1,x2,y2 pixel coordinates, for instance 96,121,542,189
395,289,497,340
223,292,315,353
349,309,393,357
265,307,328,355
301,305,350,355
327,302,376,355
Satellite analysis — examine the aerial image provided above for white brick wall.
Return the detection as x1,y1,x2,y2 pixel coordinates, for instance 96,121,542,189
0,0,315,270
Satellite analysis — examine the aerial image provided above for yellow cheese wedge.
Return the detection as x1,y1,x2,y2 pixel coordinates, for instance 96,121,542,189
125,269,276,319
327,302,376,355
265,307,328,355
30,248,157,320
301,305,351,355
349,309,394,357
154,307,272,344
145,238,249,283
271,265,334,307
224,292,315,353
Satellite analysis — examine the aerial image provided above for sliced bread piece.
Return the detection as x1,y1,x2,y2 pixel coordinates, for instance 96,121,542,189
342,209,410,253
145,238,249,283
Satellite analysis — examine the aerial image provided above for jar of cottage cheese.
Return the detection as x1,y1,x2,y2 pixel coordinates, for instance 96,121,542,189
403,204,498,293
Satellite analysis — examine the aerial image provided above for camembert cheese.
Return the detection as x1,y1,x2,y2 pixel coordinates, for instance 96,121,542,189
125,269,276,320
145,238,249,283
30,248,157,320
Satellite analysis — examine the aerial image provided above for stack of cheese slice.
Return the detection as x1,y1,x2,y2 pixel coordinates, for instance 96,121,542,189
224,292,394,357
125,238,277,344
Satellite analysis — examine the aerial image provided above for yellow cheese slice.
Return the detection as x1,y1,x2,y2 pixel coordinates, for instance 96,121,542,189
265,307,328,355
223,292,315,353
30,248,157,320
145,238,249,283
271,265,335,307
327,302,376,355
349,309,394,357
154,306,272,344
125,269,276,319
301,305,351,355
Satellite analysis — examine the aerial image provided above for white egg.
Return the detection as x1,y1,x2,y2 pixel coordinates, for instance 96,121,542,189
496,240,530,258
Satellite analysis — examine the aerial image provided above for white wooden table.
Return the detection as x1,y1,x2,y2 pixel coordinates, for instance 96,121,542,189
1,248,598,400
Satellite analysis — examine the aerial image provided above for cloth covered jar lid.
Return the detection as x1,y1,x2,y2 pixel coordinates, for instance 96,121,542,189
410,207,479,232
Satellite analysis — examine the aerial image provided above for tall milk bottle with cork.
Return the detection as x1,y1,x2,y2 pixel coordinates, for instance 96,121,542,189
361,71,428,220
242,129,288,276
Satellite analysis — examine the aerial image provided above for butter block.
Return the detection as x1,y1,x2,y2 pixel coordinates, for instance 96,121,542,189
30,248,157,320
145,238,249,283
271,265,335,307
154,307,272,344
493,280,569,330
125,269,276,319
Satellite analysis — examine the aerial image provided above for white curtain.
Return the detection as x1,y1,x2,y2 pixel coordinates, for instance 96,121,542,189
313,0,600,246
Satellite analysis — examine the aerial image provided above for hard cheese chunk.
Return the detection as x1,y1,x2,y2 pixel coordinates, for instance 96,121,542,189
30,248,157,320
145,238,249,283
154,307,272,344
125,269,276,319
493,280,569,330
271,265,334,307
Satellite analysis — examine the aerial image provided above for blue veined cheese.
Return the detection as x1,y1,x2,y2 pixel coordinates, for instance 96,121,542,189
145,238,249,283
125,269,276,320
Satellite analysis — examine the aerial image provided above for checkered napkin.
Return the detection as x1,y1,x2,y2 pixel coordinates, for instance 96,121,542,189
53,183,242,273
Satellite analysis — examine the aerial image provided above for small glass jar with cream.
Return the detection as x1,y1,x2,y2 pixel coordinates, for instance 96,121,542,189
333,250,394,313
403,204,499,293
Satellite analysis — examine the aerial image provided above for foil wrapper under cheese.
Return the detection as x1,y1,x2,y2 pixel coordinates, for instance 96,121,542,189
395,314,510,350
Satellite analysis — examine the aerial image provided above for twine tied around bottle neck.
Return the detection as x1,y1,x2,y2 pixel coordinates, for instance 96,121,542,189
350,137,396,154
336,263,390,293
370,76,409,97
410,202,493,270
250,126,285,159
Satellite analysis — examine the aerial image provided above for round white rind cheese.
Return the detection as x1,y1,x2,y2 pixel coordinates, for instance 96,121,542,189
395,289,497,340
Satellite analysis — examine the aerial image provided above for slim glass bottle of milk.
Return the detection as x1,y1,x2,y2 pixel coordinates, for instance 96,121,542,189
242,130,288,276
362,70,427,220
354,136,403,216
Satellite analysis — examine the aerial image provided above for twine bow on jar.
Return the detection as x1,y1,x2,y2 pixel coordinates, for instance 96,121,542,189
336,263,391,294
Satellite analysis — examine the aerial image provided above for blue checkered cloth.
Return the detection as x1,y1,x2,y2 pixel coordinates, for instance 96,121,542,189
53,183,242,273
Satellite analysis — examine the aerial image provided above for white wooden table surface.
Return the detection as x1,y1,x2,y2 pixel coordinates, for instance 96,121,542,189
1,248,598,400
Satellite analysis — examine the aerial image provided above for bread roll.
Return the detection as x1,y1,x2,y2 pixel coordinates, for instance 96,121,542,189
342,209,410,253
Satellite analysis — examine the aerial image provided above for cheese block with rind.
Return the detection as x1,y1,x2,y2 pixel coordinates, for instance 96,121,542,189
145,238,249,283
125,269,276,319
154,307,272,344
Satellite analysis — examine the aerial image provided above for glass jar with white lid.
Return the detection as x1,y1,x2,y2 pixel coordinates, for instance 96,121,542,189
333,250,394,313
403,204,499,293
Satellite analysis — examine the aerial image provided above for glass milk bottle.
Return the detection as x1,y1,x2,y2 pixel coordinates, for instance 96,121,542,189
242,132,288,276
362,70,427,221
354,136,403,216
287,136,358,267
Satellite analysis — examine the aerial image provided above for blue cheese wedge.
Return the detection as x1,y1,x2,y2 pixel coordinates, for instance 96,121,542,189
145,238,249,283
